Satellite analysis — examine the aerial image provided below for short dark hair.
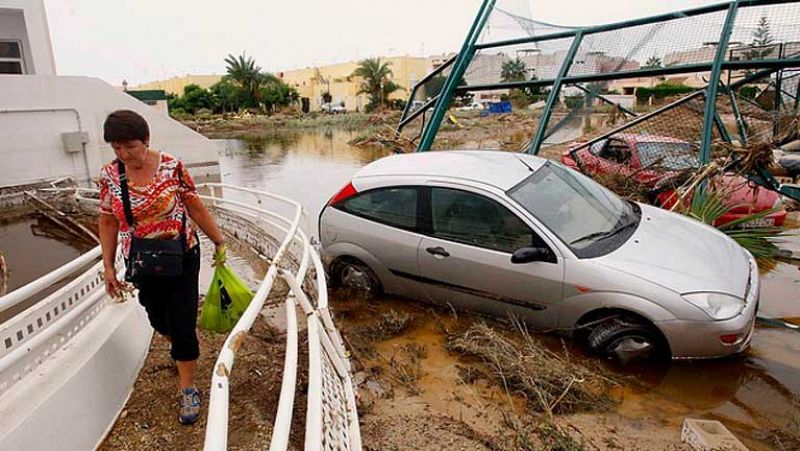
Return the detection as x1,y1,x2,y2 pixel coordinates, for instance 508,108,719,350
103,110,150,143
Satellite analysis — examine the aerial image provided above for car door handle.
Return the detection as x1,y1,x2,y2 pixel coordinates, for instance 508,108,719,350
426,246,450,257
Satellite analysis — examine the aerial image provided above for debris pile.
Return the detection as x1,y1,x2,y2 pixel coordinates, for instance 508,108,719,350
447,321,619,415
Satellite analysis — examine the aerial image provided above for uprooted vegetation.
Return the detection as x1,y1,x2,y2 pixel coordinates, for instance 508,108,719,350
446,321,620,416
764,408,800,451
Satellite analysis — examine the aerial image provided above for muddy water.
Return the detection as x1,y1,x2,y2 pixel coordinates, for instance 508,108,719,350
216,128,800,448
0,214,94,294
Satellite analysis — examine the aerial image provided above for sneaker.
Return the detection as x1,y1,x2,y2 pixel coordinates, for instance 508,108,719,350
179,387,201,425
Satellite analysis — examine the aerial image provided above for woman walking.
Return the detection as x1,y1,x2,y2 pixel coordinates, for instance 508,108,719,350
98,109,225,425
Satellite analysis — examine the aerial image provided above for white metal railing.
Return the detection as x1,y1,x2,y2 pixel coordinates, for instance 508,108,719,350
198,183,359,451
0,246,102,315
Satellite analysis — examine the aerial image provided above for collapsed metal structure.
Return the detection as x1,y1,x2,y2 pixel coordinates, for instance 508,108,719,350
398,0,800,200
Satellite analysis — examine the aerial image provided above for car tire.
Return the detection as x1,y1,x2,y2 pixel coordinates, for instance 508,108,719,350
587,317,667,361
332,259,382,298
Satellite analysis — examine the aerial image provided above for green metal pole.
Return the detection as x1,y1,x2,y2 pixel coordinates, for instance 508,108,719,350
773,43,785,136
723,82,748,144
699,0,739,164
417,0,496,151
528,31,584,154
713,110,733,143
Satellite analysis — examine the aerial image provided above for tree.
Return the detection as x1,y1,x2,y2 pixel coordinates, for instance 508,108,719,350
644,55,663,69
224,52,265,108
167,92,185,114
351,58,402,111
181,84,217,114
747,15,775,60
382,80,403,104
260,81,298,113
500,58,527,82
210,79,240,114
425,75,446,99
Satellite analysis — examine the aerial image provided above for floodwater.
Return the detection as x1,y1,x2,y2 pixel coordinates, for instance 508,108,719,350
217,128,800,449
0,214,94,295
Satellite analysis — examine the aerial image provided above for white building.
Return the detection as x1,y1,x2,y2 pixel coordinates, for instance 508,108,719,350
0,0,219,188
0,0,55,75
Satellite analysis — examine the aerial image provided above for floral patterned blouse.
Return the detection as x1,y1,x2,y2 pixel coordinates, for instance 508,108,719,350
99,152,199,258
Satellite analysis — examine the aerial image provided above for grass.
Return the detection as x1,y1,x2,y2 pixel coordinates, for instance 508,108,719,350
379,343,427,395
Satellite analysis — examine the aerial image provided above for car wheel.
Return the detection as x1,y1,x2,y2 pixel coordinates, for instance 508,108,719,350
333,259,382,298
587,317,666,361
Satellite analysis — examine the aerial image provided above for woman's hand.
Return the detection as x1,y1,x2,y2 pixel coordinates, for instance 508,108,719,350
103,266,124,300
213,242,227,267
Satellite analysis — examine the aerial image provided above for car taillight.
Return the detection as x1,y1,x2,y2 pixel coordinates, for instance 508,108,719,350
328,182,357,206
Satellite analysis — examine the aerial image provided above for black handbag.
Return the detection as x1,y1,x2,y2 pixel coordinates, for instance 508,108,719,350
118,160,187,282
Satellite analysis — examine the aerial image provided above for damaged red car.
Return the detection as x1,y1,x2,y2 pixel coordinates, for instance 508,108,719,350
562,133,787,227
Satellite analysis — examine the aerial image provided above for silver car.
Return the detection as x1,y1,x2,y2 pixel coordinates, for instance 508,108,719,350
319,151,759,359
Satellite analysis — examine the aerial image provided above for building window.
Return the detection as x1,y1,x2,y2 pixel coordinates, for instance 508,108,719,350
0,41,24,74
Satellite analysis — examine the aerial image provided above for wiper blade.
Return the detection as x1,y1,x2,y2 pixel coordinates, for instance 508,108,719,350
570,218,638,245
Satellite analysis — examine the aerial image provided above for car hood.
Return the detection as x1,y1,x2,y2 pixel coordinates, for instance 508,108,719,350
595,204,749,297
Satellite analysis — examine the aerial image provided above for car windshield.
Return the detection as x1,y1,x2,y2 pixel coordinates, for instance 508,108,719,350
508,162,639,258
637,142,700,171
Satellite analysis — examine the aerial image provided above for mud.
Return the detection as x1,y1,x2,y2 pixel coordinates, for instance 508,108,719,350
332,294,695,450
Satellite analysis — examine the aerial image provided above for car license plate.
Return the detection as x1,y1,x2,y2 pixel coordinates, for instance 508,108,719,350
742,217,775,228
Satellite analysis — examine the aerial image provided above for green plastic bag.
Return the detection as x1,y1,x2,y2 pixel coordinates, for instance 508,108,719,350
199,263,254,333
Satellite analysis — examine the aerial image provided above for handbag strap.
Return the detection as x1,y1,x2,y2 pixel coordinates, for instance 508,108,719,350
117,158,188,251
176,162,188,251
117,160,136,228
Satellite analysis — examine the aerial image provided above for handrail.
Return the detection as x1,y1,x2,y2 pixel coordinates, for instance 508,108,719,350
268,294,299,451
0,246,102,314
202,184,303,451
198,183,357,450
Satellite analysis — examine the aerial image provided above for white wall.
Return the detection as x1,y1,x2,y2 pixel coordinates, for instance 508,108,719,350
0,75,220,187
0,0,55,75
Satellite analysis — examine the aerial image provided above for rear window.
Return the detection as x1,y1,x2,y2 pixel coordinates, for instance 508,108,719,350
637,142,700,170
337,187,418,230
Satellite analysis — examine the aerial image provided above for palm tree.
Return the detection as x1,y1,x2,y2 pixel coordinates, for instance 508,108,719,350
224,53,264,108
644,55,663,69
500,58,527,82
351,58,399,110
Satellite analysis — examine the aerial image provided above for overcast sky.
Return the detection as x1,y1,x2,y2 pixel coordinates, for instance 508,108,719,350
44,0,724,86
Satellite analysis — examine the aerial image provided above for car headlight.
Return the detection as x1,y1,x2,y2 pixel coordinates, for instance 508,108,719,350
773,197,783,209
682,292,745,320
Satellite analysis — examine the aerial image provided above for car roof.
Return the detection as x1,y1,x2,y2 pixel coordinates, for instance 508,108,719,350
354,150,547,191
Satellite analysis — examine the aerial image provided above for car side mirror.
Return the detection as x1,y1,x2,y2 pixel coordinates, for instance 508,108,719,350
511,247,551,264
